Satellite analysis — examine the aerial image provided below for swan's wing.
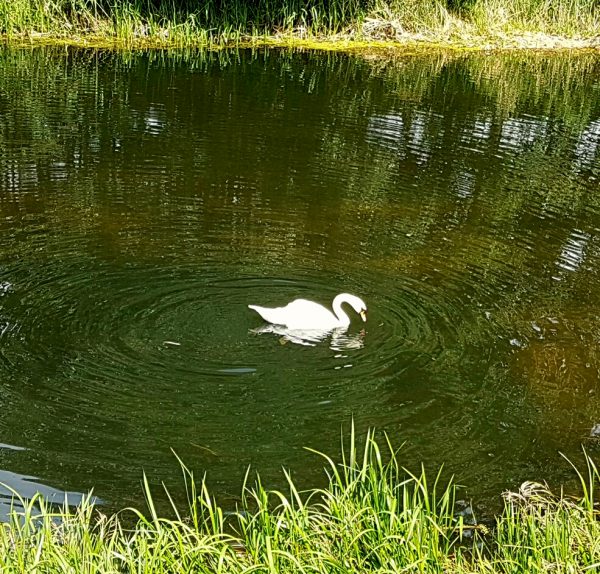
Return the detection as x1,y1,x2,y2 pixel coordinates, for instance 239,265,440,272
280,299,338,328
248,299,337,329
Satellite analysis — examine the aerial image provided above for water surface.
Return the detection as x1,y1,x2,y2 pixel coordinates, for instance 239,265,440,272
0,47,599,515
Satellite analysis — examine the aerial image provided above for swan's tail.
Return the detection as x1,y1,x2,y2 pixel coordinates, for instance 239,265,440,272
248,304,268,319
248,304,284,325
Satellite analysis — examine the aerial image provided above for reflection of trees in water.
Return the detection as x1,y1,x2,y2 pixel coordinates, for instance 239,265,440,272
0,50,597,289
0,49,597,224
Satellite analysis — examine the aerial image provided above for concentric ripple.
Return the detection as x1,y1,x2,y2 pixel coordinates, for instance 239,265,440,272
1,256,470,403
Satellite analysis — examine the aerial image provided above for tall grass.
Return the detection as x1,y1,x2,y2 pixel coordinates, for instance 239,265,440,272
0,0,371,43
0,0,598,46
472,450,600,573
0,428,599,572
469,0,600,36
237,427,463,572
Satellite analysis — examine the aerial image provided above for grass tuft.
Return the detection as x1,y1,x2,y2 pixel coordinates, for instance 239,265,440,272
0,429,599,571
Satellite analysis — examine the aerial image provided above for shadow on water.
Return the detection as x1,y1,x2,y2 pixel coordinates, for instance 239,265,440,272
0,46,599,516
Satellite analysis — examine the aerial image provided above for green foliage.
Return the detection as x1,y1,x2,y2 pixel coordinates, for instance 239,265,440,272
0,429,599,572
0,0,597,45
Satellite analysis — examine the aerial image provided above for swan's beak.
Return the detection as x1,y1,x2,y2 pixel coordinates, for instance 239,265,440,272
360,310,367,322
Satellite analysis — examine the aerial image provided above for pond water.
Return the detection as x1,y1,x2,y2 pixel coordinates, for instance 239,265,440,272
0,47,599,517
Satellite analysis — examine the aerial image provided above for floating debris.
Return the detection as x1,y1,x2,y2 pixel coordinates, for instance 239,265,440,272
217,367,257,375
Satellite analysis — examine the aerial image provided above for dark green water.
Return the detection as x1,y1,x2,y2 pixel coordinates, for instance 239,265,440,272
0,47,599,517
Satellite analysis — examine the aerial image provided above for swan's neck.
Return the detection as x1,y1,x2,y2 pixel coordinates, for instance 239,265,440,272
332,295,351,327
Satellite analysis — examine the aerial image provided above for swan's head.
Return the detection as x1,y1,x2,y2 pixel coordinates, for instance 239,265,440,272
335,293,367,323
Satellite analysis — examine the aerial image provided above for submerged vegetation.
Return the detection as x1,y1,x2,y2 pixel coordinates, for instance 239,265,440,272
1,430,599,572
0,0,598,48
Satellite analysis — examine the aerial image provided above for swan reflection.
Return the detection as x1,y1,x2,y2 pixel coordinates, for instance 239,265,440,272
251,324,365,350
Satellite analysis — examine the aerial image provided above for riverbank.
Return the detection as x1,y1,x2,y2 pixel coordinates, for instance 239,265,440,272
1,431,599,572
2,0,599,50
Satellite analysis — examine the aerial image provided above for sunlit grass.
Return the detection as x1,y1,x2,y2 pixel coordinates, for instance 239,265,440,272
469,0,600,36
0,427,599,572
0,0,598,47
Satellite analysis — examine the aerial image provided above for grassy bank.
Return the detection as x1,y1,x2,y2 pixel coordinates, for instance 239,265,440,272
1,430,599,573
0,0,598,49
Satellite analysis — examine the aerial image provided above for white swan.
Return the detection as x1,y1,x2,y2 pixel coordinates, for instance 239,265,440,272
248,293,367,330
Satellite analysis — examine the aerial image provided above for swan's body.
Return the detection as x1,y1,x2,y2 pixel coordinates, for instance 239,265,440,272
248,293,367,330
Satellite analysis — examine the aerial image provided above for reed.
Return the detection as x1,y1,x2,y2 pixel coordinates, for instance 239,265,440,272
0,428,599,572
0,0,597,47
